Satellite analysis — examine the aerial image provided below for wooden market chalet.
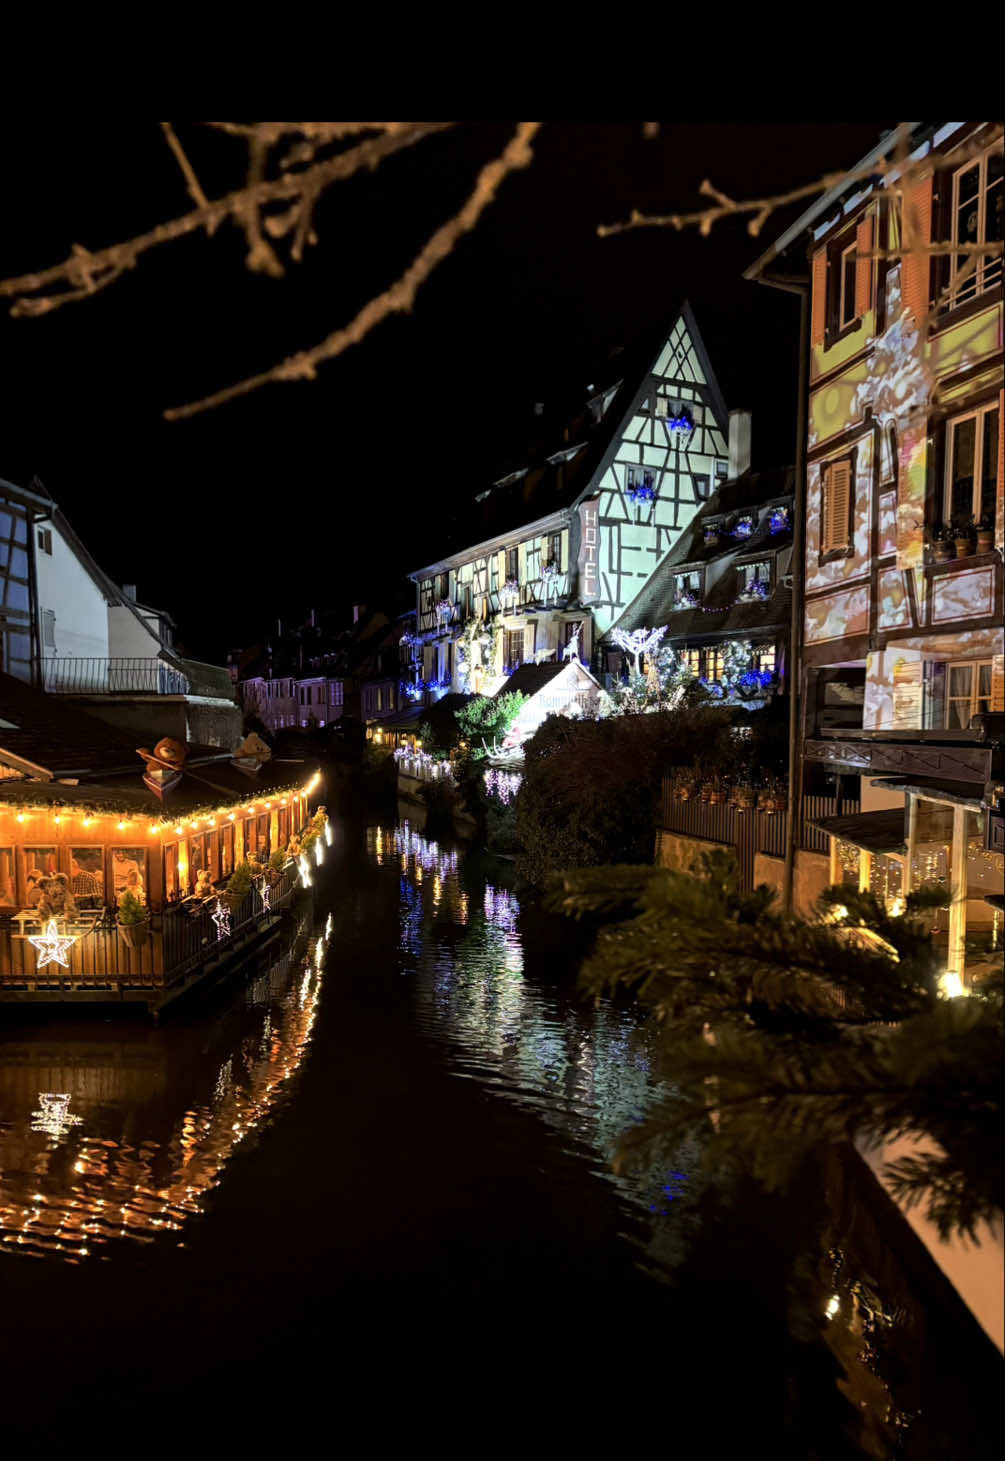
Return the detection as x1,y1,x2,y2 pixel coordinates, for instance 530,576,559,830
0,672,324,1006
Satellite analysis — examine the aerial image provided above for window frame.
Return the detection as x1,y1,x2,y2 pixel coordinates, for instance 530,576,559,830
947,142,1004,308
944,659,994,729
819,449,857,562
943,400,1000,527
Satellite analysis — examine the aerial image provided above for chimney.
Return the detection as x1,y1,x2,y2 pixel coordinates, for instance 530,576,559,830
728,410,752,479
353,603,366,623
122,584,137,601
533,402,544,417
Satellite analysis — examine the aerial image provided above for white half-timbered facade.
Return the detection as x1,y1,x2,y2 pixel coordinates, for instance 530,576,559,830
408,304,730,699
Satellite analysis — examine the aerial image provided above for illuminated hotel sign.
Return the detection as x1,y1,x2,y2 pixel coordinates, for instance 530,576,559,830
577,498,600,603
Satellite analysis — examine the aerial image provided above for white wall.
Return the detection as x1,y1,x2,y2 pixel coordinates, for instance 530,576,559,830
34,522,109,659
107,603,164,658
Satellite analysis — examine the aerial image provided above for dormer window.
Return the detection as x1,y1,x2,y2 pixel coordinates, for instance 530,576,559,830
739,562,771,600
673,571,701,610
732,515,755,539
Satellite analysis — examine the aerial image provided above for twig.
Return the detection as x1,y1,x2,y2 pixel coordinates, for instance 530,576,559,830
163,123,541,420
160,121,210,210
0,123,453,313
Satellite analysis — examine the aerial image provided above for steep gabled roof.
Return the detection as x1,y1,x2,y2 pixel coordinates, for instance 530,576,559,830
410,303,728,576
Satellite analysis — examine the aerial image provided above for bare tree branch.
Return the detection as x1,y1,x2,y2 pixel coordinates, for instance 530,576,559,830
160,121,210,210
163,122,541,420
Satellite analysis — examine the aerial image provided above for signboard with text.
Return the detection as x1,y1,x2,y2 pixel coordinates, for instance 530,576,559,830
577,499,600,604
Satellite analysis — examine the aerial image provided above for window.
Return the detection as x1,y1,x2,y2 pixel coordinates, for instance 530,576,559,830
563,619,582,651
462,583,473,618
739,561,771,597
702,648,725,683
165,843,180,899
37,527,52,555
821,458,853,555
751,643,776,676
221,824,235,878
0,846,14,906
945,402,999,528
945,660,993,728
257,814,269,853
694,473,711,499
41,608,56,649
69,848,104,908
673,571,701,607
505,547,518,582
437,573,449,600
947,143,1003,306
504,629,524,671
23,847,57,910
839,239,859,328
548,533,562,570
681,647,702,678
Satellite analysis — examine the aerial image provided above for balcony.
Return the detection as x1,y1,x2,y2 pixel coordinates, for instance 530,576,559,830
42,657,229,699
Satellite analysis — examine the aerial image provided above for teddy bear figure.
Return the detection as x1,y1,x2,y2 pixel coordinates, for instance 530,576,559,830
194,867,214,900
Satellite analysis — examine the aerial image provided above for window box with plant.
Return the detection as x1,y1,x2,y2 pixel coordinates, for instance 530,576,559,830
626,472,656,505
975,516,995,554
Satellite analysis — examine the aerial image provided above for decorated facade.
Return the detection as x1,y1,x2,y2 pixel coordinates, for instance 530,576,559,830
749,121,1004,984
604,463,793,702
0,673,323,1002
406,304,730,701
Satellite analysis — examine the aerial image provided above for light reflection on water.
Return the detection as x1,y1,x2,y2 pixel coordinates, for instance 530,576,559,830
380,821,700,1236
0,911,330,1264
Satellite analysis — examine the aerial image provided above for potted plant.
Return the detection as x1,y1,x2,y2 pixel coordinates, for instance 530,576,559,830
116,890,149,949
706,776,726,805
225,861,253,913
954,522,974,559
674,770,697,800
975,516,995,554
730,782,755,812
930,525,954,563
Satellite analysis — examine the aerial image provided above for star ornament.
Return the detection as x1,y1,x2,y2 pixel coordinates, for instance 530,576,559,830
211,899,232,941
29,919,77,969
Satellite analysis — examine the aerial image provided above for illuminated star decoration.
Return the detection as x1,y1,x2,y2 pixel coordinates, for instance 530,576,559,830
31,1093,83,1139
325,913,333,940
259,879,271,912
211,899,231,941
298,854,312,888
323,820,333,846
313,838,324,866
28,918,77,969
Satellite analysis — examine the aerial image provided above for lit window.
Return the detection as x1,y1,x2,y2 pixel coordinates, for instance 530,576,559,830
751,643,776,676
839,239,859,327
945,402,999,528
673,572,701,608
947,143,1003,306
945,660,993,728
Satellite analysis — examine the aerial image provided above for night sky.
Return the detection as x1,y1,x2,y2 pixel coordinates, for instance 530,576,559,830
0,122,892,663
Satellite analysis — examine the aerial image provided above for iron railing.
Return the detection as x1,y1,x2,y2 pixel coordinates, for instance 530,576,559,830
42,657,221,697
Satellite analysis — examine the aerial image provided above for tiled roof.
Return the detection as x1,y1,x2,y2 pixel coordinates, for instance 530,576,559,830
0,757,314,819
0,672,146,777
495,661,568,699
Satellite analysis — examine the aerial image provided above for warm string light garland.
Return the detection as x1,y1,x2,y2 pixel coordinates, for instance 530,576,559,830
0,778,320,836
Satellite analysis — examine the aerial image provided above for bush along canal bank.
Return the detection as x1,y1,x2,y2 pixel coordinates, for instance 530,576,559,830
2,802,999,1454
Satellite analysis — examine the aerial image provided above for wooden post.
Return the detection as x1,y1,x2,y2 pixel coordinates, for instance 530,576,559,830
859,848,873,894
948,804,967,979
903,794,918,897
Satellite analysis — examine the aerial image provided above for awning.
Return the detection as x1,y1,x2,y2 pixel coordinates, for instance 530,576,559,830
808,808,906,856
869,776,985,808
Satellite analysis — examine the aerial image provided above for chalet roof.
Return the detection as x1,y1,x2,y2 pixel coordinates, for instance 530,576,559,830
0,756,313,820
808,808,907,856
609,467,794,640
410,302,728,575
495,661,568,699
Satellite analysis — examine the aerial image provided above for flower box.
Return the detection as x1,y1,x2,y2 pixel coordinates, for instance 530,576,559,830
117,916,149,949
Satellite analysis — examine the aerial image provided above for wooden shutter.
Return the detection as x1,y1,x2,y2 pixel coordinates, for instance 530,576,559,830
855,213,873,317
901,173,933,326
822,461,852,553
811,248,827,348
992,654,1005,714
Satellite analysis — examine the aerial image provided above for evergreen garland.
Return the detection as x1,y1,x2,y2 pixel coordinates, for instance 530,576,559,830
547,850,1003,1240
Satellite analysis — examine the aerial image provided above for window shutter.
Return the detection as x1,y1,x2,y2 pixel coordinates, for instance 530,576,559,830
992,654,1005,714
855,213,873,317
823,461,851,553
901,173,933,326
811,248,827,347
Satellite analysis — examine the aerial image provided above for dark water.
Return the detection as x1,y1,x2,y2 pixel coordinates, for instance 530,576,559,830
0,806,999,1455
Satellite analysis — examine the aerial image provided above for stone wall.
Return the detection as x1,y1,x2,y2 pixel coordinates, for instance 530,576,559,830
654,829,725,873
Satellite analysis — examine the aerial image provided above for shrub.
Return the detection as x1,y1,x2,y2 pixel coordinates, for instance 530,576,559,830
515,705,734,884
455,692,527,758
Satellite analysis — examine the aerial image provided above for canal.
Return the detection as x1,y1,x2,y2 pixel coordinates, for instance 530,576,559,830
0,803,999,1456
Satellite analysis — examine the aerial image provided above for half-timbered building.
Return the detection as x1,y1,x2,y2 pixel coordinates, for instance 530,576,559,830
407,304,730,698
748,121,1004,984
